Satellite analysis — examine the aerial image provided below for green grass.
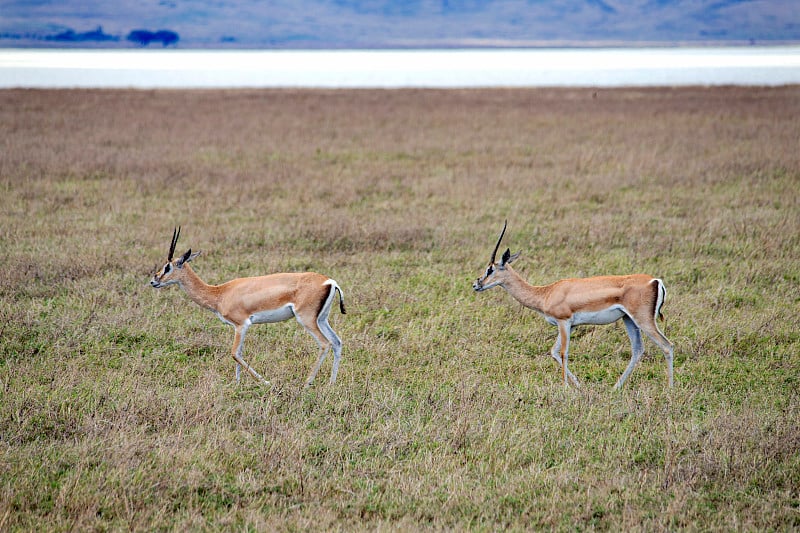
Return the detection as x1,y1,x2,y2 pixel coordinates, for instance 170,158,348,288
1,87,799,530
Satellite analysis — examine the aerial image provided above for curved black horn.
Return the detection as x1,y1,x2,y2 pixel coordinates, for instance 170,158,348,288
168,226,181,261
490,220,507,264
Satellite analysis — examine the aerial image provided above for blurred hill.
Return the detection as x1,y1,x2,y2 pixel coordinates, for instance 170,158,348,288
1,0,798,48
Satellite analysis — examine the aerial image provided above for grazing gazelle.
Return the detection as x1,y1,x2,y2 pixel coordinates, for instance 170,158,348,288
150,227,345,387
473,221,673,389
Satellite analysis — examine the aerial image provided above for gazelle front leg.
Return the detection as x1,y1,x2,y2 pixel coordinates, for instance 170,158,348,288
231,323,269,386
549,335,581,387
556,320,573,387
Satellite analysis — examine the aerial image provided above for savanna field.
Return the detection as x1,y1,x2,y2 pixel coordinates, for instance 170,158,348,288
1,86,799,531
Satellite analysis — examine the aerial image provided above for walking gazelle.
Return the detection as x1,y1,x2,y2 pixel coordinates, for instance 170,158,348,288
150,228,345,387
473,221,674,389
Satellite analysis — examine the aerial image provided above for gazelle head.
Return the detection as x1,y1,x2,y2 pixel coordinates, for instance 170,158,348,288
150,227,201,289
473,220,521,292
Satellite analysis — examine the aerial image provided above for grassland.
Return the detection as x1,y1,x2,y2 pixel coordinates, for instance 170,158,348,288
1,86,799,531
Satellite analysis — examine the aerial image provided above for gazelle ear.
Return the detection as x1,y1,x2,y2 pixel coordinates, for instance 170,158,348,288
501,248,520,266
177,249,200,267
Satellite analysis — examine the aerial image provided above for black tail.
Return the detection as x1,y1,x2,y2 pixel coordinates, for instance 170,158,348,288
336,287,346,314
652,279,666,322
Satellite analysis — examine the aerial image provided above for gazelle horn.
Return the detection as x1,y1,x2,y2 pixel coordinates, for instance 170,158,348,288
168,226,181,261
490,220,507,264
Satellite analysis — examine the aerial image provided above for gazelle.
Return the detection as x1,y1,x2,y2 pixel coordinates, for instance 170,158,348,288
150,227,345,387
473,221,673,389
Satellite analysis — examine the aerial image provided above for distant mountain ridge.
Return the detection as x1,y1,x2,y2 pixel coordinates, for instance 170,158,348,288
1,0,798,48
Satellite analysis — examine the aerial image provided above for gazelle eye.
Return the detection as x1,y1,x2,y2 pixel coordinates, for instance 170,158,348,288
486,266,494,276
164,264,172,274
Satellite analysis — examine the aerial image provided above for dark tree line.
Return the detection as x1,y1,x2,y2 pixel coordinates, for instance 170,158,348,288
127,30,180,47
0,26,179,47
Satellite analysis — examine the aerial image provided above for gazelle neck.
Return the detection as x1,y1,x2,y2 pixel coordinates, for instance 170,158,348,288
500,266,547,313
177,264,221,312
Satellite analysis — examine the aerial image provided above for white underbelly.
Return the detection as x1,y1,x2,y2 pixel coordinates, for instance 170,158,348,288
250,305,295,324
572,306,626,325
214,311,234,326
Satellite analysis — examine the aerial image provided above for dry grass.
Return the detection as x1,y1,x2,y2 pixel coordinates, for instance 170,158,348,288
1,86,799,531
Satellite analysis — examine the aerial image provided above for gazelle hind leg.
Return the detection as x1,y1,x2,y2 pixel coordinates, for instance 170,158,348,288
301,288,343,386
305,344,331,387
642,280,674,387
317,316,343,384
295,313,332,387
640,322,674,388
615,315,645,389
